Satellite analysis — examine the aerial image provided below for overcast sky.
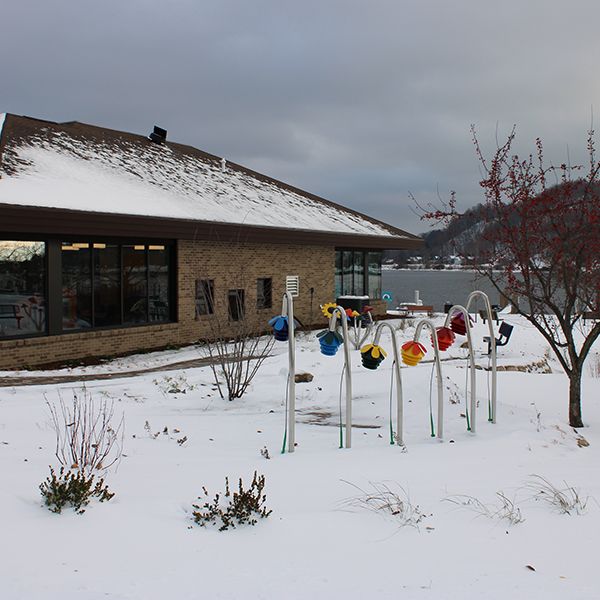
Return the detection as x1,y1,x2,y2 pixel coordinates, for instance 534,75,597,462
2,0,599,234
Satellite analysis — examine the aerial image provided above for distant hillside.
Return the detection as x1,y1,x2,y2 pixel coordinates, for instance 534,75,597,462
385,204,491,267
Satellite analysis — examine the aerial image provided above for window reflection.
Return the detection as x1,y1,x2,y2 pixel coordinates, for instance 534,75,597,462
149,245,170,322
335,249,382,299
93,244,121,327
62,241,172,331
123,245,147,323
0,241,46,338
62,242,92,330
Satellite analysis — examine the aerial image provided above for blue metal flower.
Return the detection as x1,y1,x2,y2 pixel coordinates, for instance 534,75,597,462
316,329,344,356
269,315,290,341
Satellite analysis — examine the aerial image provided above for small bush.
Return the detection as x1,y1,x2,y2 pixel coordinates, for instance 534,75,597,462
192,471,272,531
153,374,197,395
40,466,114,514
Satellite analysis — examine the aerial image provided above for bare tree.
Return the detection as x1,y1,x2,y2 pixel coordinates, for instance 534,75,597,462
421,126,600,427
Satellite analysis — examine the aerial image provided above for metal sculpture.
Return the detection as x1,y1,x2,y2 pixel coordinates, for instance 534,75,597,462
269,292,297,453
361,321,405,446
465,290,497,425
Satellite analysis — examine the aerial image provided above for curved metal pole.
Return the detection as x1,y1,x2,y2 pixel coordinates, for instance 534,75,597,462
350,311,374,350
413,319,444,439
372,322,404,446
282,292,296,453
465,291,497,424
443,304,476,433
329,306,353,448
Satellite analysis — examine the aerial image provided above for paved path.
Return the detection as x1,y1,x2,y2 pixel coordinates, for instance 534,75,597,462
0,356,217,387
0,354,499,388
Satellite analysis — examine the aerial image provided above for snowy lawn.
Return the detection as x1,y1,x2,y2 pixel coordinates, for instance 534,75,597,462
0,316,598,599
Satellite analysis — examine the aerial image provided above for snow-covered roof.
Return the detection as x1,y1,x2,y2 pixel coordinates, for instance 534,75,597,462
0,114,419,243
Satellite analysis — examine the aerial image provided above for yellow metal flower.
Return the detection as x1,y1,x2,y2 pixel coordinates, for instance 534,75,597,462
360,344,388,359
321,302,338,318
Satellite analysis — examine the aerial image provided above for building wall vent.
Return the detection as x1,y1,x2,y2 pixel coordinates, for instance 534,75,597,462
149,125,167,144
286,275,300,297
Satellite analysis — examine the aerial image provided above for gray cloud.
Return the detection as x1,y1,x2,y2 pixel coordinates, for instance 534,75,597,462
2,0,599,234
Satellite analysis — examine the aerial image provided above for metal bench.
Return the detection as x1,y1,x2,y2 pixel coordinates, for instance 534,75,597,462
483,321,514,355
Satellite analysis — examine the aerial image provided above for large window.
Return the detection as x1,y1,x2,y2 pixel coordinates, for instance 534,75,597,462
62,241,173,331
123,245,148,324
62,242,92,329
94,244,121,327
0,241,46,338
335,249,382,299
148,245,171,322
367,251,382,299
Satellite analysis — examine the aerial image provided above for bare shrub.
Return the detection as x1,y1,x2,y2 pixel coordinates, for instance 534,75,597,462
47,388,124,474
340,480,427,529
445,492,524,525
524,475,588,515
198,282,274,401
205,332,274,401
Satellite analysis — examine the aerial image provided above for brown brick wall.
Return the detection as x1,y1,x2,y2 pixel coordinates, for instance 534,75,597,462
0,240,336,370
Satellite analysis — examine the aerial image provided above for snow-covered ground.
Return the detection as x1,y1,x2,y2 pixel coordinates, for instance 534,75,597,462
1,315,598,599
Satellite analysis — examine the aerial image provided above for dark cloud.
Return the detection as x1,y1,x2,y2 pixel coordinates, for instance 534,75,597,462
2,0,599,233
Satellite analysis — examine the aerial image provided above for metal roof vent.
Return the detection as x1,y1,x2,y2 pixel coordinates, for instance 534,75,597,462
149,125,167,144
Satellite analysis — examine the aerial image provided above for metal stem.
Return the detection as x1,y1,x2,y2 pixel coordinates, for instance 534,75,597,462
414,319,445,439
465,291,497,424
329,306,353,448
372,322,404,446
282,292,296,453
443,304,476,433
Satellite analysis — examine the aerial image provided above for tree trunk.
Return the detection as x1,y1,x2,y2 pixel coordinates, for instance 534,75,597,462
568,369,584,428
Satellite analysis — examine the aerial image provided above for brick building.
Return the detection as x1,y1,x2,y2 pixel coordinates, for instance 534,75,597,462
0,114,421,369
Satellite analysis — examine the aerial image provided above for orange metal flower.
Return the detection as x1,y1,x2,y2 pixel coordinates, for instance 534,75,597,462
401,340,427,366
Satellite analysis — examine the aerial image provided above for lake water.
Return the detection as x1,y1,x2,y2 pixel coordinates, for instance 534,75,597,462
382,269,502,312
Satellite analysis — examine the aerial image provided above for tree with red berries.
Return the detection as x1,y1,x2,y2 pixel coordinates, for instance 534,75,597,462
423,127,600,427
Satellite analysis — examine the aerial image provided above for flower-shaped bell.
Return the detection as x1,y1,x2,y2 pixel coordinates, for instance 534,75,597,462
360,344,387,370
450,313,466,336
450,313,472,336
268,315,290,342
432,326,455,351
401,341,427,366
321,302,337,319
317,329,344,356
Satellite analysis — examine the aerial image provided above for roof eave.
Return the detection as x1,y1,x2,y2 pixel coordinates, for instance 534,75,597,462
0,203,423,250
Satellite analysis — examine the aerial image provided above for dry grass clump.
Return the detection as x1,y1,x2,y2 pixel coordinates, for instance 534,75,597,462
524,475,588,515
340,480,427,529
444,491,524,525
